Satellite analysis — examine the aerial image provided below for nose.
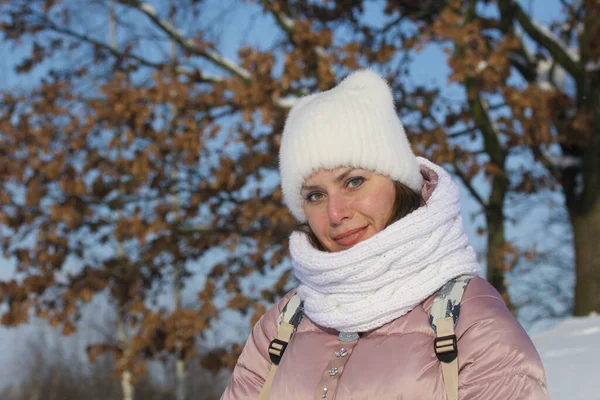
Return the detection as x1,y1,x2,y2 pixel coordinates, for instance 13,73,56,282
327,193,352,225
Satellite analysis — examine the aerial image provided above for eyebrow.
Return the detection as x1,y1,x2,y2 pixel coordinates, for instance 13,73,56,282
301,168,355,192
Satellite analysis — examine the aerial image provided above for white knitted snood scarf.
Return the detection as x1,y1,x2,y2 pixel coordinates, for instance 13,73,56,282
290,158,481,333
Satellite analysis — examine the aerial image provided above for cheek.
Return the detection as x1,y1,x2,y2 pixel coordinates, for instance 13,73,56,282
362,188,395,227
305,208,329,238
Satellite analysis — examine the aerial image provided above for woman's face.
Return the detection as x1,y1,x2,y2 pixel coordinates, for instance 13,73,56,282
301,167,396,252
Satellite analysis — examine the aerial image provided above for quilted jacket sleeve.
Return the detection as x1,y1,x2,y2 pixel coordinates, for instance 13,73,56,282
220,290,296,400
456,278,550,399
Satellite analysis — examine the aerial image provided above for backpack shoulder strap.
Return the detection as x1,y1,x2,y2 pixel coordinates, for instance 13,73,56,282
430,274,474,400
258,294,304,400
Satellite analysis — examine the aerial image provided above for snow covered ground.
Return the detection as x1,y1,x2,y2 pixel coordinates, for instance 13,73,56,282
533,314,600,400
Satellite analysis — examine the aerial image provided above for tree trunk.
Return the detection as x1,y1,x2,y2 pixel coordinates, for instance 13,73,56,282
175,356,187,400
117,311,134,400
568,125,600,316
174,263,187,400
570,80,600,316
110,3,135,396
572,200,600,315
169,11,188,391
466,82,513,311
486,176,513,311
569,5,600,316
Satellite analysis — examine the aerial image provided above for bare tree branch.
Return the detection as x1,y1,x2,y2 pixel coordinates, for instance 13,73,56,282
511,1,582,81
447,127,474,138
507,48,538,82
176,224,219,234
109,1,298,109
530,143,582,173
116,0,253,81
449,161,487,208
262,0,327,58
264,0,294,35
25,5,224,84
14,5,299,110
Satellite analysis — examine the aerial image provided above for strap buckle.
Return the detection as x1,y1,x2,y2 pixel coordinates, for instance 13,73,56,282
268,339,288,365
434,334,458,363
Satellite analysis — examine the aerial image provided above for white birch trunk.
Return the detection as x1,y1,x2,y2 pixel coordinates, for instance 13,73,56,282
117,312,134,400
169,8,187,396
174,264,187,400
110,3,134,398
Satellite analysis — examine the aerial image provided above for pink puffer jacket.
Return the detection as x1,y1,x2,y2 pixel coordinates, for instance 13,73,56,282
221,276,549,399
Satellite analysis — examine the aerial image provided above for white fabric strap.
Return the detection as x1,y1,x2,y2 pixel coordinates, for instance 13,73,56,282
435,317,459,400
431,275,472,400
259,295,303,400
258,322,294,400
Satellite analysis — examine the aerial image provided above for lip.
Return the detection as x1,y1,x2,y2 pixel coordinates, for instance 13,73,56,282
333,226,368,247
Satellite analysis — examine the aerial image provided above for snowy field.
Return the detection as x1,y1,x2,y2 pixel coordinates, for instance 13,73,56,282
533,315,600,400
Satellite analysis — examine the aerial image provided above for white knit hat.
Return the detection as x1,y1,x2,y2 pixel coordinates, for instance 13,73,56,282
279,69,423,222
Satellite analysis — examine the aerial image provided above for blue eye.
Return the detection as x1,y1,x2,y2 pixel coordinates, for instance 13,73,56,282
347,177,364,188
306,192,325,203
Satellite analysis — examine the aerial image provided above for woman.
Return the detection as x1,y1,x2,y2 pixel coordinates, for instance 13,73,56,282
221,70,549,399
